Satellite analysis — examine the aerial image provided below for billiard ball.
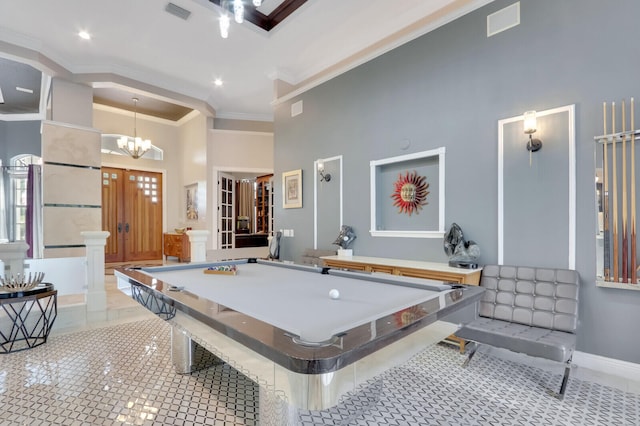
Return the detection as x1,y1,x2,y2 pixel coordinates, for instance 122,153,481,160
329,289,340,299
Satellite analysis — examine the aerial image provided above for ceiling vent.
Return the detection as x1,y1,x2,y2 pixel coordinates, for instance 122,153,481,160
165,2,191,20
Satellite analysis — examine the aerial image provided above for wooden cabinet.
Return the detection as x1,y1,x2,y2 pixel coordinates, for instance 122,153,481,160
163,233,190,262
320,255,482,353
320,255,482,285
256,174,273,234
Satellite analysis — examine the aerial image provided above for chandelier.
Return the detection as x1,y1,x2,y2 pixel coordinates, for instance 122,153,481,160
219,0,263,39
117,97,152,159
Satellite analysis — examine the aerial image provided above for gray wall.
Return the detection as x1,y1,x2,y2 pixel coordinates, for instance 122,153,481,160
273,0,640,363
0,122,4,160
213,118,274,133
50,78,93,127
0,121,41,164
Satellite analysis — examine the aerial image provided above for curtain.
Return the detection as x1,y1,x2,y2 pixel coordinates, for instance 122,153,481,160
0,167,8,242
237,180,255,232
25,164,43,258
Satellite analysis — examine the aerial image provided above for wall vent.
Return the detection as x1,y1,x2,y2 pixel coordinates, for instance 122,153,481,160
487,2,520,37
291,100,303,117
165,2,191,20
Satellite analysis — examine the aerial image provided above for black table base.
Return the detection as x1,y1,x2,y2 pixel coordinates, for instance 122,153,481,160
0,283,57,354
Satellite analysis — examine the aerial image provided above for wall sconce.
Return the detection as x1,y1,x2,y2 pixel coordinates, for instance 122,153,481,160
523,110,542,152
317,160,331,182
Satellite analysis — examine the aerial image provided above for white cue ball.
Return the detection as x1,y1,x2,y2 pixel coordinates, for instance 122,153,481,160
329,289,340,299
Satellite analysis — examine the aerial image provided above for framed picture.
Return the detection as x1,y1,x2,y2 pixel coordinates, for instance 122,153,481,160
185,183,199,220
282,169,303,209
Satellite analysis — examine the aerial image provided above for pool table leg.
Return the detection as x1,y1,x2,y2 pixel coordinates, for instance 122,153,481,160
171,327,224,374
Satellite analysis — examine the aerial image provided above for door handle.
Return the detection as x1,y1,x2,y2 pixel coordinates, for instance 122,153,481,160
125,223,130,233
117,223,122,233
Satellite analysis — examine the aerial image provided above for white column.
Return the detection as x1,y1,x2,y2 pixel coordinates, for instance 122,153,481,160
0,242,29,277
82,231,110,322
186,230,209,263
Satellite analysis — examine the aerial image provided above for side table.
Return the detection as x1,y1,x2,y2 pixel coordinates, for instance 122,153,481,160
0,283,58,353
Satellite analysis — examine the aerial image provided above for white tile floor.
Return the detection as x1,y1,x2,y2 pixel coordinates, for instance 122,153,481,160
476,344,640,396
0,274,637,425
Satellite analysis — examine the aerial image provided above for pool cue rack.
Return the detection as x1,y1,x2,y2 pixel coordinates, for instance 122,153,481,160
595,98,640,288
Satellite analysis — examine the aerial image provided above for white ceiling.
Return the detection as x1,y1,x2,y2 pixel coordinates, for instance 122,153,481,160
0,0,494,121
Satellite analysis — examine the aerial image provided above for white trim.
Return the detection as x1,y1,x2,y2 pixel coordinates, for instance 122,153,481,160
370,147,446,238
438,148,446,233
567,104,576,268
41,120,102,134
266,69,296,85
39,72,51,118
0,112,46,121
217,171,236,250
497,117,505,264
314,160,318,249
369,147,445,167
596,279,640,291
497,104,576,269
573,350,640,384
313,155,343,249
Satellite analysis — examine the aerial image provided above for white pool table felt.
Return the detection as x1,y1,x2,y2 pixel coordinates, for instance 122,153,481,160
144,262,446,343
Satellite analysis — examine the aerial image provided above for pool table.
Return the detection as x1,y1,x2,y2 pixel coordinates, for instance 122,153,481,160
115,259,483,424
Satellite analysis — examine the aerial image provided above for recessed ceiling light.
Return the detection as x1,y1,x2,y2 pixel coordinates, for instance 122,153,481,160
78,31,91,40
214,78,223,87
16,87,33,94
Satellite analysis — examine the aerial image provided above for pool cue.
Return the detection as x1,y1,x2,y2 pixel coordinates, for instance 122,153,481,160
603,102,611,281
612,102,619,282
632,97,637,284
622,100,628,283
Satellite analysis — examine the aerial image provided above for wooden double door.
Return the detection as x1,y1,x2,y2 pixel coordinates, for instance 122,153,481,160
102,167,163,263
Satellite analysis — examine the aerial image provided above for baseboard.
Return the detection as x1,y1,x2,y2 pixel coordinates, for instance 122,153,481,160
573,351,640,383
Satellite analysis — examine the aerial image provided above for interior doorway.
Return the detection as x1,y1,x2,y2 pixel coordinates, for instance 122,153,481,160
215,170,273,250
218,172,235,250
102,167,163,263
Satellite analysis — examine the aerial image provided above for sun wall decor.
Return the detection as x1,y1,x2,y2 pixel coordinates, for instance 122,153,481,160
391,170,429,216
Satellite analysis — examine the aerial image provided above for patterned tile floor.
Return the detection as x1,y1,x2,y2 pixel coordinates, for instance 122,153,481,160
0,317,638,425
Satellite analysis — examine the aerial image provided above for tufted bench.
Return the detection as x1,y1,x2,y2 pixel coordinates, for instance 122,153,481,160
455,264,579,399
